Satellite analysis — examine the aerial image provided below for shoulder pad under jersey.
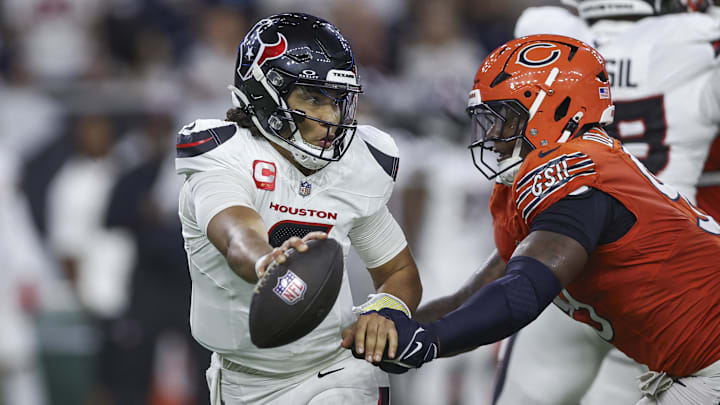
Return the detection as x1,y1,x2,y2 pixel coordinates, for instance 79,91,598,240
355,125,400,181
634,14,720,85
513,129,617,223
636,13,720,48
514,7,594,45
175,119,247,175
176,119,238,158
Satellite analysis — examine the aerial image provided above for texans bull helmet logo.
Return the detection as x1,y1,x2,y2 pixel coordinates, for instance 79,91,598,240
237,19,288,81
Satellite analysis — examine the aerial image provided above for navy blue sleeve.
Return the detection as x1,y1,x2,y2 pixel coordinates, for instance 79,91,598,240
529,187,635,256
429,256,561,357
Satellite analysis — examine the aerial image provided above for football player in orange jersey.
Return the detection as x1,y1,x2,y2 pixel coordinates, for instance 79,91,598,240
697,135,720,219
342,34,720,404
494,2,720,404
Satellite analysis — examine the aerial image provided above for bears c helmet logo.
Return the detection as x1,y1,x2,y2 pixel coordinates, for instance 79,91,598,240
465,34,615,184
516,43,562,68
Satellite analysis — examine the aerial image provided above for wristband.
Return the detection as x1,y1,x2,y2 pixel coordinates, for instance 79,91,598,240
352,293,411,318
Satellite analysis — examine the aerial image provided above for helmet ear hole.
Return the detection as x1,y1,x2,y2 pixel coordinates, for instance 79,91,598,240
596,70,608,83
554,97,571,122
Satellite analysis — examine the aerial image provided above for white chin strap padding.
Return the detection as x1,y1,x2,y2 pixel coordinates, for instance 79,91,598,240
496,138,524,186
600,105,615,125
227,83,323,169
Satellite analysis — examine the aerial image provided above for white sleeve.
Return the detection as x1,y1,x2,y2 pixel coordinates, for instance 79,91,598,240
514,7,593,44
700,64,720,125
185,170,257,234
348,205,407,269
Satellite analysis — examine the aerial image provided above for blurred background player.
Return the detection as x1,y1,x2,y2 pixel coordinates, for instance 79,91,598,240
175,13,422,404
0,137,50,405
493,1,720,404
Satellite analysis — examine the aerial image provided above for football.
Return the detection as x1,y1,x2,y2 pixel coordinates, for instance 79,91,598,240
249,238,344,348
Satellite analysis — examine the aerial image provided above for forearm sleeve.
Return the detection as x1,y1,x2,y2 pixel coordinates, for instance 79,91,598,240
429,256,561,357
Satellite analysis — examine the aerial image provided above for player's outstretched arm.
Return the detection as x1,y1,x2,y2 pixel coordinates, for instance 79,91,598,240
367,246,423,314
345,230,587,374
341,246,423,363
207,205,326,283
414,249,506,323
428,230,586,357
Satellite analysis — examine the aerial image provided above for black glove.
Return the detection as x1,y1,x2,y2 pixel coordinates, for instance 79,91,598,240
351,308,439,374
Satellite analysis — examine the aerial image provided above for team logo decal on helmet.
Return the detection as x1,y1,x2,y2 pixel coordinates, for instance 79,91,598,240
229,13,363,171
516,43,562,68
238,30,288,81
466,34,615,186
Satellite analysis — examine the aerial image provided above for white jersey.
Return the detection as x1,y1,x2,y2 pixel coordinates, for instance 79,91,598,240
175,119,406,375
516,8,720,202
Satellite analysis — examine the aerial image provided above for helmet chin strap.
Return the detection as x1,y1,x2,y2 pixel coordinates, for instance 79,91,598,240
288,139,331,170
496,138,524,186
228,84,331,171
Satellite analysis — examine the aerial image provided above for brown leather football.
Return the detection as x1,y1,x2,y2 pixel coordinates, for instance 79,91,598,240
249,238,344,348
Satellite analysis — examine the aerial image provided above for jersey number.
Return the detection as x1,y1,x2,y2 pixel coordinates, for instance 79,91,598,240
624,147,720,235
267,220,334,248
553,289,614,341
606,96,669,175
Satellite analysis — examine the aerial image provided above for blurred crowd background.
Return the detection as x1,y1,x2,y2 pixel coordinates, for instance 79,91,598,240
0,0,555,404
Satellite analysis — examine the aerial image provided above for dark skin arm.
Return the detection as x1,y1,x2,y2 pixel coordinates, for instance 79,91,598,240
432,231,587,355
414,227,586,325
206,206,327,283
343,230,588,361
414,249,506,323
512,230,588,287
341,246,423,362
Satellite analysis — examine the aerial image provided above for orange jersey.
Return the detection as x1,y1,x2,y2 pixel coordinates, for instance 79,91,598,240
697,135,720,220
490,128,720,376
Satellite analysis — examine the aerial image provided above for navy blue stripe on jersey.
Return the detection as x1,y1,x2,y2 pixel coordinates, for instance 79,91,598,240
515,152,585,189
567,158,595,172
515,158,593,206
516,152,595,207
364,140,399,181
521,169,597,221
378,387,390,405
176,124,236,158
712,39,720,58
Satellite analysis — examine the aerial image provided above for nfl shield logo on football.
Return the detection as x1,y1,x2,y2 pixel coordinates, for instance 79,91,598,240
299,180,312,197
273,270,307,305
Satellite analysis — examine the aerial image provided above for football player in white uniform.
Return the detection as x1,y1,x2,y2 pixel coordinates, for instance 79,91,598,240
175,13,422,405
490,1,720,404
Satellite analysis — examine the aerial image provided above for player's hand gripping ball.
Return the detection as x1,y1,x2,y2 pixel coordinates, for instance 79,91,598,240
250,238,344,348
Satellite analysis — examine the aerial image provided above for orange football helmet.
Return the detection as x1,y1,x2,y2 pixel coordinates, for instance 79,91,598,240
466,34,615,184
